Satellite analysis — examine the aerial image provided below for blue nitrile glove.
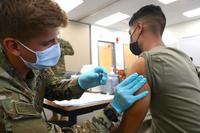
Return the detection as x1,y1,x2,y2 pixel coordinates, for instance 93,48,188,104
78,67,108,90
110,73,148,113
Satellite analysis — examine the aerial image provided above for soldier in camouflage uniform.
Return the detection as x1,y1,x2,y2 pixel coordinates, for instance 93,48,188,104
0,0,148,133
51,38,74,77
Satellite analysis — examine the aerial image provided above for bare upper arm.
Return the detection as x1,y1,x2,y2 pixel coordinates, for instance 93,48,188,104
117,57,151,133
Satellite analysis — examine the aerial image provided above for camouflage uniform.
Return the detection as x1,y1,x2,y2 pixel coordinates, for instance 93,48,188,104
51,38,74,121
51,38,74,77
0,45,112,133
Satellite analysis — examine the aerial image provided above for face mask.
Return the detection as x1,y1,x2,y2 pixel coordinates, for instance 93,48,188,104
129,26,142,55
17,40,61,70
129,42,142,55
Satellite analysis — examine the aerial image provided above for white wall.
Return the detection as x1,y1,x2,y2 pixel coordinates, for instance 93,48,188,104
61,21,91,72
178,35,200,66
163,19,200,48
163,19,200,66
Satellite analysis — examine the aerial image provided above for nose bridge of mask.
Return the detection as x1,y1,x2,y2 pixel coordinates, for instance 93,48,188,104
15,40,36,54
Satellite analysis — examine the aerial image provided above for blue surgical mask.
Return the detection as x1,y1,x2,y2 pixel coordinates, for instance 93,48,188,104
17,40,61,70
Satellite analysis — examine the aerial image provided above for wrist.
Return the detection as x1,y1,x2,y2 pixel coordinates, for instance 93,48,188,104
103,104,119,122
110,101,122,114
77,77,86,90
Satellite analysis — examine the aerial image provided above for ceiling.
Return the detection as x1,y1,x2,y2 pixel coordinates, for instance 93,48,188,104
67,0,200,31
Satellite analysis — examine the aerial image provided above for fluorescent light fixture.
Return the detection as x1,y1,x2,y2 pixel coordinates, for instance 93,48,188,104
55,0,83,12
157,0,177,4
95,12,130,26
183,8,200,18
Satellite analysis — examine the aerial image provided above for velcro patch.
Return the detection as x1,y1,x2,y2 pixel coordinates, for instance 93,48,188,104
14,101,40,116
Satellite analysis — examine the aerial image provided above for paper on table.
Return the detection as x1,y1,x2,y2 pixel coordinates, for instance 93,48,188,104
54,92,114,106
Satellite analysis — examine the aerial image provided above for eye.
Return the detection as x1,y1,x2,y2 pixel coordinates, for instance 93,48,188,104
41,42,52,47
42,39,58,47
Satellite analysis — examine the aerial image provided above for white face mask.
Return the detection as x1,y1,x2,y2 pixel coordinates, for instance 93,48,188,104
17,40,61,70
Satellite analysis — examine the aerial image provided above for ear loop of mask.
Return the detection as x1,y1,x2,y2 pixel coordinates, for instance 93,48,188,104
15,40,36,54
15,40,37,63
131,24,143,43
130,26,137,42
129,24,143,55
136,28,143,43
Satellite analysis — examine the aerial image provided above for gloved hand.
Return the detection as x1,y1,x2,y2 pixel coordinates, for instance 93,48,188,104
78,67,108,90
111,73,148,113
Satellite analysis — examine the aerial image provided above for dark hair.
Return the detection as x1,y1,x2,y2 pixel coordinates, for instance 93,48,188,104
129,4,166,35
0,0,68,44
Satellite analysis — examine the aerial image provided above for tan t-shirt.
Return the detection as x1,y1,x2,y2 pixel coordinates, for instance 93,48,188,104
141,46,200,133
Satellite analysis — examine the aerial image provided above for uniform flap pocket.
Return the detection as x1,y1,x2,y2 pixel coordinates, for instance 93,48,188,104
14,101,40,116
1,99,41,119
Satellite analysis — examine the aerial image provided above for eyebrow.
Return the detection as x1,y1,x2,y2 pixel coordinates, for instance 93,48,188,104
41,38,56,45
41,32,60,44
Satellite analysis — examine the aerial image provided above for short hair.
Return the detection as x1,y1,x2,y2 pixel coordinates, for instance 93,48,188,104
129,4,166,35
0,0,68,44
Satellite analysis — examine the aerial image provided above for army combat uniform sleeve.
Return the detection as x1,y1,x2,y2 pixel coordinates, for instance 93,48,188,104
62,111,113,133
42,69,85,101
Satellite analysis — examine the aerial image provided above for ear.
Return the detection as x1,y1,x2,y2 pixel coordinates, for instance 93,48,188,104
3,38,21,56
137,22,144,33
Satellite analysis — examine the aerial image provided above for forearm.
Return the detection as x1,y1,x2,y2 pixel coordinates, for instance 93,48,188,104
45,78,84,101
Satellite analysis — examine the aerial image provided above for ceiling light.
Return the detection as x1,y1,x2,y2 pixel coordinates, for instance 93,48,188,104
183,8,200,18
157,0,177,4
95,12,130,26
55,0,84,13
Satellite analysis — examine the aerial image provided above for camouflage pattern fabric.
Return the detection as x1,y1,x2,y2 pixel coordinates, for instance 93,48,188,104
51,38,74,77
62,111,112,133
0,45,112,133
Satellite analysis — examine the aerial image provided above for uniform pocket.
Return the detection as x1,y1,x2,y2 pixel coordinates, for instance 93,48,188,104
2,99,41,120
1,99,49,133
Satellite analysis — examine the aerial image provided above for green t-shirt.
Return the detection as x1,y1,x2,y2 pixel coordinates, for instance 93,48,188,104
141,46,200,133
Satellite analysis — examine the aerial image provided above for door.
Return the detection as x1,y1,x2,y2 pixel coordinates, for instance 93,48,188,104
123,44,138,74
98,41,115,72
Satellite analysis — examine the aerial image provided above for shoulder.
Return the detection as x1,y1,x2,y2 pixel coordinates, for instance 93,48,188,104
0,68,34,103
141,46,190,60
126,57,146,76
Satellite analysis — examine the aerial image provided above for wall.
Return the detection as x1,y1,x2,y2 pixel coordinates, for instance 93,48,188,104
162,19,200,66
61,21,91,72
162,19,200,48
